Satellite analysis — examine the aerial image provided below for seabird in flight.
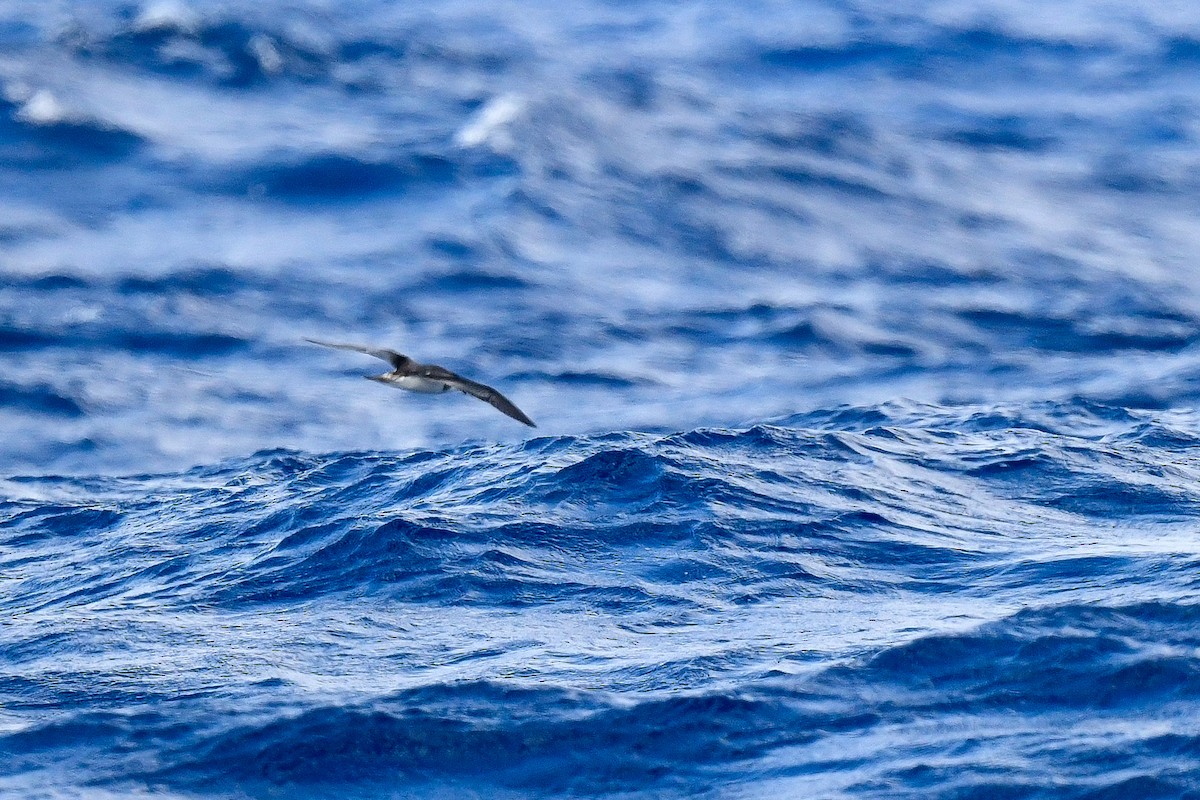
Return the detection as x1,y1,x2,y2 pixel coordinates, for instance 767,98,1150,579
305,338,536,427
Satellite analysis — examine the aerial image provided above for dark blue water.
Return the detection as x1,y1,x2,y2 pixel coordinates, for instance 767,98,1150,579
3,2,1200,797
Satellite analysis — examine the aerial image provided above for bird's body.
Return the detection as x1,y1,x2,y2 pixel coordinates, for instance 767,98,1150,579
306,338,536,427
379,373,454,394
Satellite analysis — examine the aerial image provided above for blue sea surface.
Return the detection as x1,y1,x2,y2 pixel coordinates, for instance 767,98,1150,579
3,1,1200,797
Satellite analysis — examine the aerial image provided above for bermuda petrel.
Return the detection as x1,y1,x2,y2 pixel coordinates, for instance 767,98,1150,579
305,338,536,427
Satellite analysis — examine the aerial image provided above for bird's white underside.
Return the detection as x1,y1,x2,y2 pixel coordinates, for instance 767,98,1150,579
381,374,452,393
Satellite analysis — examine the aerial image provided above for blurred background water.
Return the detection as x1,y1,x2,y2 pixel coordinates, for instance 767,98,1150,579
2,1,1200,798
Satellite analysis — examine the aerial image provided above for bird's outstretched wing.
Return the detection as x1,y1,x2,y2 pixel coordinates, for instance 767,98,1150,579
305,338,408,369
420,364,537,427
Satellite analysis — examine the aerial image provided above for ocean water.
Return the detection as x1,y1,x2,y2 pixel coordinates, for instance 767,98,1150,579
3,1,1200,797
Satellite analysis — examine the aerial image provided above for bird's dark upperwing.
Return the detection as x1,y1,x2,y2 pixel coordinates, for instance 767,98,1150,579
420,364,537,427
305,338,408,369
